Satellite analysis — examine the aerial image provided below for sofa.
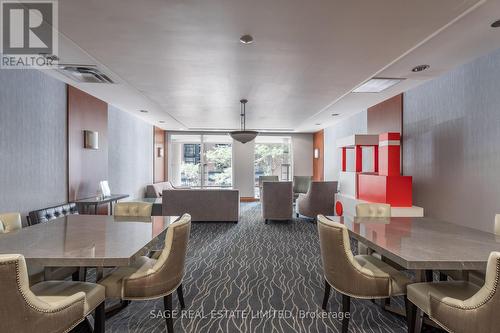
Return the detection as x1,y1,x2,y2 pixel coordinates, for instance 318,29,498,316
296,181,338,219
145,181,176,198
261,181,293,223
162,189,239,222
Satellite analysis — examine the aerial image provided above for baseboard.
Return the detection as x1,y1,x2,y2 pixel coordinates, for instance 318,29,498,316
240,197,259,202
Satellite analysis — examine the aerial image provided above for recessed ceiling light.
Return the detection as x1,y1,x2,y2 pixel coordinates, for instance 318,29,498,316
139,109,148,113
411,64,430,73
240,34,254,44
331,113,340,117
491,19,500,28
315,123,321,126
352,78,403,93
158,120,165,124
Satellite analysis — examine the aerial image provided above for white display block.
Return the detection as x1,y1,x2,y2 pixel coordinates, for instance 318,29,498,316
336,134,379,148
335,193,424,218
338,172,357,198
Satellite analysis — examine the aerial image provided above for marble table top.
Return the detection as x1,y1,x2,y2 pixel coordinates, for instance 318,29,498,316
326,216,500,271
0,215,179,267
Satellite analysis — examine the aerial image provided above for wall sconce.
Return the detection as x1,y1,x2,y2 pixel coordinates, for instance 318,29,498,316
83,130,99,150
157,147,164,158
314,148,320,159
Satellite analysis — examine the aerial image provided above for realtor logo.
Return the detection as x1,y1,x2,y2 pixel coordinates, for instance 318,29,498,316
1,0,58,68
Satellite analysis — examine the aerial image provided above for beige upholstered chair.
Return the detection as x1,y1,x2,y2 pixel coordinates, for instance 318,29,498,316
0,254,105,333
99,214,192,333
296,181,338,219
355,203,391,255
261,181,293,223
0,212,22,233
408,252,500,333
317,215,412,332
258,175,279,199
293,176,312,200
114,202,153,217
0,212,82,285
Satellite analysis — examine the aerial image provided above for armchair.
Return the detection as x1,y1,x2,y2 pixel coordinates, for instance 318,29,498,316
296,181,338,219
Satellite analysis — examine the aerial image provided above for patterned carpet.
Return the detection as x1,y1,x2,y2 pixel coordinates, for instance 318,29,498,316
98,202,439,333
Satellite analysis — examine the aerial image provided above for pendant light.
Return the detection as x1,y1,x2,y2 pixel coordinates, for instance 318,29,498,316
229,99,258,144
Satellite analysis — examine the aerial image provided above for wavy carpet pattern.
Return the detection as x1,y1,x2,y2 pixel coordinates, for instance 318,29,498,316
103,202,434,333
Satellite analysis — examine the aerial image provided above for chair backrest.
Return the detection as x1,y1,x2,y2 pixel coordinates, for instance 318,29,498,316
123,214,192,298
356,203,391,217
261,181,293,219
114,202,153,217
317,215,390,298
293,176,312,194
258,175,279,187
28,203,79,225
0,213,22,233
306,181,338,199
0,254,84,332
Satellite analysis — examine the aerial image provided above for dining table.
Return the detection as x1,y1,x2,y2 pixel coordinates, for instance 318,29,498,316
325,215,500,326
0,214,179,281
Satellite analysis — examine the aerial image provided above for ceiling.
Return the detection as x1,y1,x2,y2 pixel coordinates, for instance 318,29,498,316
43,0,500,132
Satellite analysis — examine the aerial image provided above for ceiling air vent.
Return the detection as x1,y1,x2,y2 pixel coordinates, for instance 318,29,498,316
57,65,114,84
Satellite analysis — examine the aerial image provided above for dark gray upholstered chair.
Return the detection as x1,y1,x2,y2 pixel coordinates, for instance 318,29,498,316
28,202,79,226
293,176,312,200
258,175,279,199
261,181,293,223
296,181,338,219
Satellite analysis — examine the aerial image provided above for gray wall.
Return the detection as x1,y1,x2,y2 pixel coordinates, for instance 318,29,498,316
0,69,67,224
324,111,368,181
108,105,153,199
404,47,500,233
291,134,313,176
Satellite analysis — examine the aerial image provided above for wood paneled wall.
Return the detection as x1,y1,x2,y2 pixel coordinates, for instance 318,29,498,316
313,130,324,181
67,86,108,201
154,127,167,183
367,94,403,135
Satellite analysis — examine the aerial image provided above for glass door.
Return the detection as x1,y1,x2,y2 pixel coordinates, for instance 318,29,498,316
169,134,233,188
202,135,233,188
254,135,292,196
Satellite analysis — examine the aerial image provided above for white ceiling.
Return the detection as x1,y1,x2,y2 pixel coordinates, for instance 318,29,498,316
43,0,500,132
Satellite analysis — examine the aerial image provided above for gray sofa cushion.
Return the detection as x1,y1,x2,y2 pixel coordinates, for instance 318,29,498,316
162,189,239,222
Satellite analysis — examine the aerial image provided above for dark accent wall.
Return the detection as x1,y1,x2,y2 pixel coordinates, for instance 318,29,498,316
0,69,67,224
154,127,166,183
67,86,108,201
367,94,403,135
313,130,324,181
404,47,500,233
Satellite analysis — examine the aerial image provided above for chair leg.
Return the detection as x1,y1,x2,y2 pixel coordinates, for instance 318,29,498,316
341,294,351,333
177,284,185,309
164,294,174,333
414,307,424,333
405,297,416,333
322,279,331,311
94,302,105,333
